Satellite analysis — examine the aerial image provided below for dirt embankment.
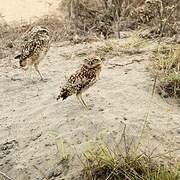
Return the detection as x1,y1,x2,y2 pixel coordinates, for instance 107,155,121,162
0,0,180,179
0,38,180,179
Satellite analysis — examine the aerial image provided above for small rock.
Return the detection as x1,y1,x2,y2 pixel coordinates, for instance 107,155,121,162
108,66,114,69
31,133,42,141
77,140,81,144
47,171,54,179
6,42,14,48
45,143,51,147
11,75,22,81
123,117,127,121
98,108,104,112
0,140,18,151
47,167,62,179
53,168,62,177
45,142,54,147
34,161,42,166
176,129,180,134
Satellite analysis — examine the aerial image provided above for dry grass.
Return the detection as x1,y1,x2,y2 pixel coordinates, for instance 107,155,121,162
0,15,75,61
0,0,179,60
152,44,180,97
129,0,179,38
80,129,180,180
59,0,146,39
59,31,148,61
56,137,69,161
60,0,179,39
0,15,72,43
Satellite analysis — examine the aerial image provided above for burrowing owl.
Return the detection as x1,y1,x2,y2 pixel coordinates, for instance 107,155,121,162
15,26,50,80
57,56,103,110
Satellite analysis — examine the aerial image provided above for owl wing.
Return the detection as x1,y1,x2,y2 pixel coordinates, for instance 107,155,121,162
58,69,96,100
67,70,96,92
20,39,37,60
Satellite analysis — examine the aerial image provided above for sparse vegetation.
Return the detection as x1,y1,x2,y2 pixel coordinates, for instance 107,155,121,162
56,137,69,161
152,44,180,97
0,0,180,179
59,0,179,39
80,130,180,180
0,0,179,61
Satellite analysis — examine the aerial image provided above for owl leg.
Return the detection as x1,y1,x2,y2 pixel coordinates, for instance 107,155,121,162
29,65,33,80
34,63,44,81
80,94,89,110
76,93,89,110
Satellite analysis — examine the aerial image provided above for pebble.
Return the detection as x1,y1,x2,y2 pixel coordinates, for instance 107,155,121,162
47,167,62,179
31,133,42,141
98,108,104,112
176,129,180,134
123,117,127,121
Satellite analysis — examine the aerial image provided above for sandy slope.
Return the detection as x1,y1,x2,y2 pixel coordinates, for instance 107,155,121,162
0,39,180,179
0,0,60,23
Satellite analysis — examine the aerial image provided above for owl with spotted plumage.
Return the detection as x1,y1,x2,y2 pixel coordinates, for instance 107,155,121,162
57,55,103,110
15,26,50,81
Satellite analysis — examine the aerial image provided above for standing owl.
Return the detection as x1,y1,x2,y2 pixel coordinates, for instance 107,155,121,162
57,56,103,110
15,26,50,81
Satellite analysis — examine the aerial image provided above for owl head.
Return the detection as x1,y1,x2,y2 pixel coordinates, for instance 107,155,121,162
29,26,49,39
83,55,104,68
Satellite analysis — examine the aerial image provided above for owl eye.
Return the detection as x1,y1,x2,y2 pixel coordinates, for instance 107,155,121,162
93,59,99,62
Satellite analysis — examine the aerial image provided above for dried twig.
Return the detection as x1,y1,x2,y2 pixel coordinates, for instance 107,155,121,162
109,59,146,67
159,4,178,37
0,171,13,180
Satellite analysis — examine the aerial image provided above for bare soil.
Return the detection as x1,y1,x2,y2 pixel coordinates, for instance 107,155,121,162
0,38,180,179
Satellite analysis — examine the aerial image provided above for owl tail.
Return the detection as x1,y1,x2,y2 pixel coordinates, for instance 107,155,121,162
57,88,69,101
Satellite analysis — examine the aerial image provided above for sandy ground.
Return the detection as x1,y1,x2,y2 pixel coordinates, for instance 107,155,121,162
0,0,60,23
0,38,180,179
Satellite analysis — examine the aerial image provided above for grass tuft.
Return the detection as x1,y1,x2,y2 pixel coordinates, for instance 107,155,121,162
55,138,69,161
80,129,180,180
152,44,180,97
81,144,179,180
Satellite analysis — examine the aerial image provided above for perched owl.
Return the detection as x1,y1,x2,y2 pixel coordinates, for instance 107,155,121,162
15,26,50,81
57,56,103,110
